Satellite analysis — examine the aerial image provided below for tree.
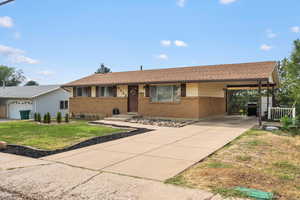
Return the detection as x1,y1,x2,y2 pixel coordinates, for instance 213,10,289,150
277,39,300,113
0,65,25,86
25,80,39,86
0,0,15,6
95,63,111,74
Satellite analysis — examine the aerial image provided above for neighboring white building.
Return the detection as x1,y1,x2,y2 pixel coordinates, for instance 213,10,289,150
0,85,70,119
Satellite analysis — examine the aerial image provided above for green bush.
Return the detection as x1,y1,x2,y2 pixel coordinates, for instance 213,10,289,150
34,113,38,121
37,113,41,122
46,112,51,124
65,113,69,123
43,114,47,123
280,116,293,130
56,112,62,123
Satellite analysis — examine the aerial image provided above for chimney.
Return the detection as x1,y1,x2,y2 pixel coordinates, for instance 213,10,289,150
140,65,143,71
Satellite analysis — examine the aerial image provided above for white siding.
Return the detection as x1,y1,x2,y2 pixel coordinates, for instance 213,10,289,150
186,83,199,97
32,88,71,118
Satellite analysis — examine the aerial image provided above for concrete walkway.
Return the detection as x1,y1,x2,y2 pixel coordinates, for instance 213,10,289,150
44,116,256,181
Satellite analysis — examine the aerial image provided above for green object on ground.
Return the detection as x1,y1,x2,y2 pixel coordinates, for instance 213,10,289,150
234,187,274,200
19,110,31,120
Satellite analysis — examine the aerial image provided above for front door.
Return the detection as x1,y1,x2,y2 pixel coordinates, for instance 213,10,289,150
128,85,138,112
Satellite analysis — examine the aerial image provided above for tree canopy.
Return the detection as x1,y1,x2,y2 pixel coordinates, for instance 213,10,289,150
95,63,111,74
277,39,300,112
25,80,39,86
0,65,25,87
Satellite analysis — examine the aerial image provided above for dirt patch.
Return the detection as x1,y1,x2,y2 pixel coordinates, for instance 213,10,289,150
167,129,300,200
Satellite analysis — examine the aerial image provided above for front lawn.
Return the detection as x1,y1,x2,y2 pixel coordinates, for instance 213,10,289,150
0,121,123,150
166,129,300,200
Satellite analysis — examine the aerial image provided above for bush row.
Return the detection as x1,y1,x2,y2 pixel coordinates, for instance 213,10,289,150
34,112,69,124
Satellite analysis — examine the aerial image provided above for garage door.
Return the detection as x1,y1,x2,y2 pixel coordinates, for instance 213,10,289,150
8,101,33,119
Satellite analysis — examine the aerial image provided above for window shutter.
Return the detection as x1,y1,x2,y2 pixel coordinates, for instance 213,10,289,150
145,85,150,97
96,86,99,97
181,83,186,97
73,87,77,97
112,86,117,97
87,87,92,97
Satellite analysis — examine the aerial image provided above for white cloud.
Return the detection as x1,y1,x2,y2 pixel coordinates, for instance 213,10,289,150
37,70,55,76
174,40,188,47
260,44,272,51
291,26,300,33
0,44,39,64
160,40,172,47
266,29,277,38
176,0,187,7
0,16,13,28
219,0,238,4
11,55,39,64
157,54,168,60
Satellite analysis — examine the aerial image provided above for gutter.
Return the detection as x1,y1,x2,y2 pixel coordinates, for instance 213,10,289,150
62,78,270,87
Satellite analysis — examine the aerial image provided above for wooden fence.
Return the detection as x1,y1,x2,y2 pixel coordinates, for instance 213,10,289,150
268,107,296,121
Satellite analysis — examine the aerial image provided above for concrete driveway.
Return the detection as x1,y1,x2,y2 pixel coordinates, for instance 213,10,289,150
44,116,256,181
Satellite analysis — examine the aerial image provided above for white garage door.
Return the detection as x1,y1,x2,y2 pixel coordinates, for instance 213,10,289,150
8,101,33,119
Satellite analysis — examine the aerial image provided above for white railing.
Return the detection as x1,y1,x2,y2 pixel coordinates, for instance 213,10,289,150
268,107,296,121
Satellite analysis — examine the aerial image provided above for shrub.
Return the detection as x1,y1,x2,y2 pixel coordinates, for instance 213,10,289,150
65,113,69,123
37,113,41,122
34,113,38,121
56,112,62,123
280,116,293,130
43,114,47,123
46,112,51,124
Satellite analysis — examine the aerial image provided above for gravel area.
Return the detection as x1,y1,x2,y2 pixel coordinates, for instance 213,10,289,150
126,118,197,128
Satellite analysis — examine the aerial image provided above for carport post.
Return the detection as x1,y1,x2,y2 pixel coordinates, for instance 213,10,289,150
258,80,262,126
267,81,270,114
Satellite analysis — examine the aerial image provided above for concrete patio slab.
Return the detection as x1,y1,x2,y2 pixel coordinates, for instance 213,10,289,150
104,155,194,181
43,115,256,181
145,145,214,162
54,149,135,170
101,141,161,154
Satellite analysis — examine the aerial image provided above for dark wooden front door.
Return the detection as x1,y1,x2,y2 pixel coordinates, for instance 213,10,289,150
128,85,138,112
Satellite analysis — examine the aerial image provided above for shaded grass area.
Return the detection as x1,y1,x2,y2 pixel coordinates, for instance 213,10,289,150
0,121,123,150
166,129,300,200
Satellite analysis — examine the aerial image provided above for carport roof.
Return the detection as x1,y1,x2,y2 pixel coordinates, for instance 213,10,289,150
0,85,61,99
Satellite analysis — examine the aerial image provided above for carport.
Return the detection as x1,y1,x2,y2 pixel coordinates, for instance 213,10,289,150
225,80,278,126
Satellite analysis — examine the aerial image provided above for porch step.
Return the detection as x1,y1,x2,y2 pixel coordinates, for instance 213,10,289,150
104,114,140,122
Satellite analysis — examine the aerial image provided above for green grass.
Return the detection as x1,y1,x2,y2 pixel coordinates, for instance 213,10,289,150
0,121,123,150
165,175,189,187
211,187,248,199
236,155,252,161
205,161,233,168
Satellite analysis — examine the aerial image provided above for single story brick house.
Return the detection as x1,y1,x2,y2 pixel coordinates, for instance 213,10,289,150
63,61,279,120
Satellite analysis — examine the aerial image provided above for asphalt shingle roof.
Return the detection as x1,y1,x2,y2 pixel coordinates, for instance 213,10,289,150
63,61,278,87
0,85,60,98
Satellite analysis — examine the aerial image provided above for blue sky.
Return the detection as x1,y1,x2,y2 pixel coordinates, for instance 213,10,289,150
0,0,300,85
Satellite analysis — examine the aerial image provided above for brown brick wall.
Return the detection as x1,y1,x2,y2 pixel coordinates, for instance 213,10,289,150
199,97,226,118
69,96,225,119
69,97,127,118
0,105,6,118
138,96,225,119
